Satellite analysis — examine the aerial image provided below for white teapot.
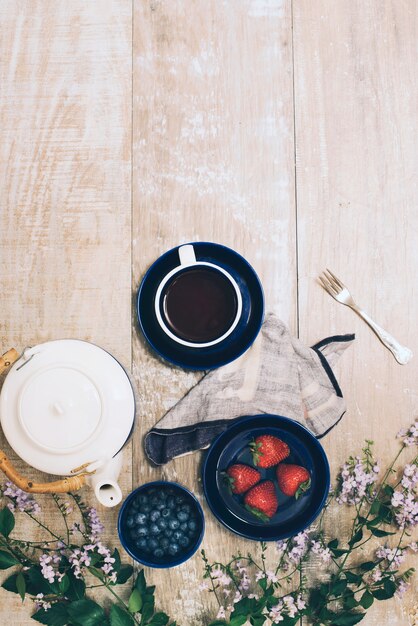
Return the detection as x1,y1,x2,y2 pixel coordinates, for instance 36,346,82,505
0,340,136,507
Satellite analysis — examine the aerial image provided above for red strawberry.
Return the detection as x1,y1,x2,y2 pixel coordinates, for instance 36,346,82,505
244,480,278,521
249,435,290,468
224,464,261,495
276,464,311,499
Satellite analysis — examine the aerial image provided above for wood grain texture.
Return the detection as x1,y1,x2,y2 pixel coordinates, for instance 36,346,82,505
132,1,296,623
293,1,418,624
0,0,417,624
0,1,132,623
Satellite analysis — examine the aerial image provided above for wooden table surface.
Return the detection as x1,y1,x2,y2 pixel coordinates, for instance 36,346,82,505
0,1,417,624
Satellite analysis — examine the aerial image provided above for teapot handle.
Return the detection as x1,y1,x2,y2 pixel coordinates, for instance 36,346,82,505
0,349,20,374
0,449,89,493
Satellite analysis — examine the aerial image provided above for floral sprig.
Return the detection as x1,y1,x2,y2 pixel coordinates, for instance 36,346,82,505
202,422,417,626
0,486,175,626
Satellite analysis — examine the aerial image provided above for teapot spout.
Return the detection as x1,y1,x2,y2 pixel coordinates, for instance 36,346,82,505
88,453,123,507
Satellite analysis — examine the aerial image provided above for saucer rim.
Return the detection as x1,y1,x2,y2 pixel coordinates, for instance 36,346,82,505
136,241,265,370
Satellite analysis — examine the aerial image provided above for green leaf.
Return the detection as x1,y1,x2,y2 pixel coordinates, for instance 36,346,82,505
360,590,374,609
116,564,134,585
207,622,228,626
135,570,147,594
250,617,266,626
257,576,267,591
128,588,143,614
0,550,19,569
0,507,15,538
333,548,349,557
369,500,381,515
112,548,121,573
333,612,365,625
89,566,105,582
383,484,394,497
2,572,20,593
148,612,170,626
348,528,363,547
370,528,395,538
344,593,358,610
141,594,155,623
229,616,247,626
58,574,70,594
328,538,339,549
65,571,86,600
360,561,376,572
31,603,69,625
67,599,106,626
345,571,362,585
373,579,396,600
109,604,135,626
16,572,26,602
331,577,347,596
366,516,381,527
27,566,59,595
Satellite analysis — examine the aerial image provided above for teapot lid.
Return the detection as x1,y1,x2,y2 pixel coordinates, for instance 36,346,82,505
0,340,135,476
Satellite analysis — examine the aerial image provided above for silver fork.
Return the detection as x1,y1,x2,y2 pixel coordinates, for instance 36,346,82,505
319,269,413,365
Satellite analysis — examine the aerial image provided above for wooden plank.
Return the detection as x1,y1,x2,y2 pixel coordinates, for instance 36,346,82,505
132,0,296,622
293,1,418,623
0,1,132,623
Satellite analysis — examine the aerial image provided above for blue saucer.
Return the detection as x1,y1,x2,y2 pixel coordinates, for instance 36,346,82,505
202,415,330,541
136,242,264,370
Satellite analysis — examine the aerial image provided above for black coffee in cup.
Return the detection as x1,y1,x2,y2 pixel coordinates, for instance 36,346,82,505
162,267,239,343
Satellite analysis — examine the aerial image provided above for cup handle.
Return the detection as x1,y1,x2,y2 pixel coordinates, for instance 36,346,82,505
178,244,196,265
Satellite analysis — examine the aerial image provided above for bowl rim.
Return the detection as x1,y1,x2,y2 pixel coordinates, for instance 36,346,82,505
202,414,331,541
118,480,205,568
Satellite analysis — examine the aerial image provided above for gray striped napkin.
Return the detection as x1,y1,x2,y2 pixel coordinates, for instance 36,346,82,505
145,313,354,465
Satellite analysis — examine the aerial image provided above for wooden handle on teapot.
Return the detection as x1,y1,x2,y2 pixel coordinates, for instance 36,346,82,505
0,349,20,375
0,450,88,494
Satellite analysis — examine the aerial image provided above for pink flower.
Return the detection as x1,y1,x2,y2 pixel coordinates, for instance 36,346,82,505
216,607,226,619
3,482,41,514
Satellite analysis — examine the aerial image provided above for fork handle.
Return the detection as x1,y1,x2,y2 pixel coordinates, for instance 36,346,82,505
352,306,413,365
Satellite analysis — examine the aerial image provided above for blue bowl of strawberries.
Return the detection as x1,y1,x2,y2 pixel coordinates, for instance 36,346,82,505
202,414,330,541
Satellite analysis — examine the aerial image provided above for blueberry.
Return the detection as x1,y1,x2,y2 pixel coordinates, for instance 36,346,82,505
126,515,135,528
179,535,190,548
157,518,167,531
156,501,166,511
154,548,164,558
164,529,173,538
148,537,159,550
159,537,170,549
181,504,192,515
137,526,148,537
188,520,198,532
149,523,161,535
129,528,140,539
168,542,180,556
168,518,180,530
149,510,161,522
172,530,182,542
134,512,147,525
141,504,151,514
158,490,167,501
137,494,148,506
150,495,160,507
177,510,189,523
136,537,148,552
180,522,188,532
166,496,176,509
161,508,170,519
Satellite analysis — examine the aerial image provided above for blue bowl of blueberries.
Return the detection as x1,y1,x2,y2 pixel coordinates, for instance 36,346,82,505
118,481,205,568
